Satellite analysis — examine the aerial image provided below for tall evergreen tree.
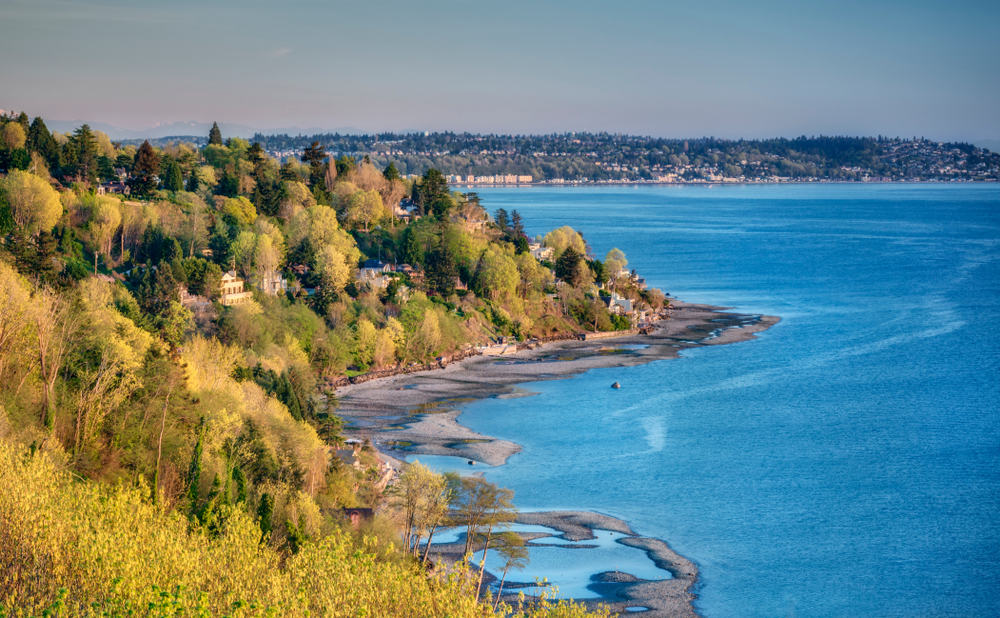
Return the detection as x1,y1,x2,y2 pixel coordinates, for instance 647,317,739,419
382,161,401,181
301,141,326,188
208,121,223,145
257,493,275,542
186,419,206,518
27,117,60,170
494,208,510,232
416,168,449,217
425,244,458,297
130,140,160,196
68,124,99,182
163,159,183,191
510,210,525,237
247,141,265,165
555,246,586,286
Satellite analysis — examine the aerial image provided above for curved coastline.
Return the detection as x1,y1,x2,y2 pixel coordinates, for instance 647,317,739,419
335,301,779,616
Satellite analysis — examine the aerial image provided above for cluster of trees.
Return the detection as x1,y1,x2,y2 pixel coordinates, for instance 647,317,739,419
244,131,1000,181
0,440,608,616
0,110,663,615
391,462,532,607
0,112,123,185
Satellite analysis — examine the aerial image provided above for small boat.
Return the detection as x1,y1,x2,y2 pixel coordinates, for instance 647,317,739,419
611,381,621,389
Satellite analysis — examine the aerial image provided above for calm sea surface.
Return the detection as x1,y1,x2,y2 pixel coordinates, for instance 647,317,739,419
428,184,1000,616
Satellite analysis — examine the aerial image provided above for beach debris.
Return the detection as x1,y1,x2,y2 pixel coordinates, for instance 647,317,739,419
611,381,621,389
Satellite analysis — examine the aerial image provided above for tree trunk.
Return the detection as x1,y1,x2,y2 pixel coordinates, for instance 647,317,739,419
422,524,438,565
153,387,173,504
73,404,85,458
476,524,494,597
493,567,510,611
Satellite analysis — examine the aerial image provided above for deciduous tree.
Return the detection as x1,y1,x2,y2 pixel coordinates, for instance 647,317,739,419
32,288,80,430
315,245,350,293
2,122,26,150
344,189,386,232
2,170,62,235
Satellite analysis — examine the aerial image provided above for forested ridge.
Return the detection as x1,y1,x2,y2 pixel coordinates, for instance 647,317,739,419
0,111,658,615
232,132,1000,182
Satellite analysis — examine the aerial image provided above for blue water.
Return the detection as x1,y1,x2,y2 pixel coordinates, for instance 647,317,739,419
426,523,671,598
428,184,1000,616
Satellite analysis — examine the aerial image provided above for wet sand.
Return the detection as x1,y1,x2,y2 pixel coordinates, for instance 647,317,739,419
336,301,778,616
428,510,699,617
336,301,778,466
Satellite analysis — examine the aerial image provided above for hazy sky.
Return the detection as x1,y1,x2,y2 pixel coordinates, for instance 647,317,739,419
1,0,998,140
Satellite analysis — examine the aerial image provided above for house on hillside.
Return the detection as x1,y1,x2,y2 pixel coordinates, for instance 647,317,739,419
394,203,415,223
335,448,363,470
220,271,253,306
341,507,374,530
606,292,633,316
259,271,287,296
358,259,393,289
97,181,129,195
529,242,554,261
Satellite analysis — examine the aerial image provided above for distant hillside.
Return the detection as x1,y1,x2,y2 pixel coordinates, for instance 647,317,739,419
249,133,1000,183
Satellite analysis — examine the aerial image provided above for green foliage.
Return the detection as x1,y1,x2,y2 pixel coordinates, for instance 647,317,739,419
383,161,401,181
251,132,1000,182
185,419,205,514
27,117,60,170
0,185,12,236
163,159,184,191
130,140,160,197
415,168,450,216
555,247,586,287
0,113,653,618
208,121,223,146
2,440,616,616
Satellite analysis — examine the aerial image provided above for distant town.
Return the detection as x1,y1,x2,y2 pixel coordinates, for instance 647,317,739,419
124,132,1000,184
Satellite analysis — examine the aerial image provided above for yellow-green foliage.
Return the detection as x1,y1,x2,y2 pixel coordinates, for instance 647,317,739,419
181,335,328,493
0,439,608,617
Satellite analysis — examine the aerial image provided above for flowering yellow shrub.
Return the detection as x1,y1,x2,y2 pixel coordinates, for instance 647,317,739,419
0,440,609,617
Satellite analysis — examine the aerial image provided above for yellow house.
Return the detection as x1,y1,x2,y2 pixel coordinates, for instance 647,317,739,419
220,271,253,306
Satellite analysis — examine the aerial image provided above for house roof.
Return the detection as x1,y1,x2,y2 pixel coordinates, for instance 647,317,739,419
335,449,359,465
360,259,387,270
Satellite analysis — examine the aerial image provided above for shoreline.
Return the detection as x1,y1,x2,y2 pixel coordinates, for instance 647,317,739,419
427,510,700,617
335,301,779,616
336,301,779,466
449,179,997,188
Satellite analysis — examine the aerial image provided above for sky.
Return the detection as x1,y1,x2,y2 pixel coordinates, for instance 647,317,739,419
1,0,998,142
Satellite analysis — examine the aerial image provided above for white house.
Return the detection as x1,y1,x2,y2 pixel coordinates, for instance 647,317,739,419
259,271,287,296
528,242,554,261
358,259,393,289
606,292,633,316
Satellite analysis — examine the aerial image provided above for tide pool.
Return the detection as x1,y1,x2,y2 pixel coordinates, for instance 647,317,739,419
421,184,999,616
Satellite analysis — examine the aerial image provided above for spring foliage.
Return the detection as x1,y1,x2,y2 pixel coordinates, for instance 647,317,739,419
0,440,608,617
